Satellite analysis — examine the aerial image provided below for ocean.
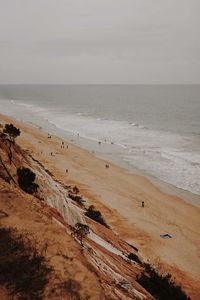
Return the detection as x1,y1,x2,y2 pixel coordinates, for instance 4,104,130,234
0,84,200,196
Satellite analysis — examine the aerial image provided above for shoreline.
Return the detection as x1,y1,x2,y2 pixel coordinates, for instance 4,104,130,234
0,94,199,197
2,112,200,207
85,147,200,208
1,113,200,298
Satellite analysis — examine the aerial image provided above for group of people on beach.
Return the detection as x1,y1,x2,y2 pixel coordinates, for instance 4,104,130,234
48,134,146,209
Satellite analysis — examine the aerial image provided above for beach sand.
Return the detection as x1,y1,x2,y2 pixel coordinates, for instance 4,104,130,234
1,113,200,299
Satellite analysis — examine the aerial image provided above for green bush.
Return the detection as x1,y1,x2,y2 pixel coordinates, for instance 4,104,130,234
85,205,109,228
17,167,39,194
137,263,191,300
68,193,85,206
127,253,142,265
3,123,20,143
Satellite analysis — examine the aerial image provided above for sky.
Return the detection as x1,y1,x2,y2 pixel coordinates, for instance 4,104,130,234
0,0,199,84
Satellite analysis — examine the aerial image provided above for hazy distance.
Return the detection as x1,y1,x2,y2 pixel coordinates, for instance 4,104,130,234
0,0,199,84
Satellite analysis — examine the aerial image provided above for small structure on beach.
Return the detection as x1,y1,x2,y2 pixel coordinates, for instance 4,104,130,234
160,234,172,239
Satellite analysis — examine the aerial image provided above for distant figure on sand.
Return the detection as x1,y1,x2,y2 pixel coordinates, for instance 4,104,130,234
142,201,144,208
105,164,109,169
66,169,68,173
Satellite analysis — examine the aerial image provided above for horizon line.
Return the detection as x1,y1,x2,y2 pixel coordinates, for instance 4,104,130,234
0,83,200,86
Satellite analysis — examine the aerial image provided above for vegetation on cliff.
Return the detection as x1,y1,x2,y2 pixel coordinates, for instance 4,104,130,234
17,167,39,194
137,263,191,300
0,227,52,300
85,205,109,228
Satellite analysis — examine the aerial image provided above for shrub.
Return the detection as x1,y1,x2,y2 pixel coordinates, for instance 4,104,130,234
0,227,52,300
71,223,90,246
68,193,85,206
137,263,191,300
3,123,20,144
85,205,109,228
17,167,39,194
52,279,81,299
2,124,20,163
127,253,142,265
72,186,79,194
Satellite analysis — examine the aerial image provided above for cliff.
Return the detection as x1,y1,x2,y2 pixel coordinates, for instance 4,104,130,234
0,121,193,300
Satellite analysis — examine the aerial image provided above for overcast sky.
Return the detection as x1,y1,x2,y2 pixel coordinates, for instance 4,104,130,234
0,0,199,84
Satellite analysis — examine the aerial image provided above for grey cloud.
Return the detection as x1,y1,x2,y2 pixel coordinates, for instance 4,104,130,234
0,0,199,83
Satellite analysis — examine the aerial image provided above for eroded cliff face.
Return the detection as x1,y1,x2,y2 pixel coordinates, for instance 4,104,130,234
0,130,191,300
0,131,154,300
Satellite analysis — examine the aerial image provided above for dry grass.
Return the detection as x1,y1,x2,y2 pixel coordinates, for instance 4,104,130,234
0,227,52,300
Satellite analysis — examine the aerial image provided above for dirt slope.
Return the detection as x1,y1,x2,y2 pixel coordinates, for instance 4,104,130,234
0,129,153,299
0,118,195,299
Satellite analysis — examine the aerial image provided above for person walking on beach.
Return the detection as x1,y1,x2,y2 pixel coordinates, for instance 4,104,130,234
141,201,144,208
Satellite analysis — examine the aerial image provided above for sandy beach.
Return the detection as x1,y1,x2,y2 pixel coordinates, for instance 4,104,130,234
1,113,200,299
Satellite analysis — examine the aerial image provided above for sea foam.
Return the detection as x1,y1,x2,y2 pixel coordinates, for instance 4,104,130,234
0,97,199,196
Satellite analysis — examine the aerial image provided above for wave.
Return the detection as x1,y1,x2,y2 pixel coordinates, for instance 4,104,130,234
1,98,200,196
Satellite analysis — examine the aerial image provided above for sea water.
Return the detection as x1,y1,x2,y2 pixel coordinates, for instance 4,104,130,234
0,84,199,196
